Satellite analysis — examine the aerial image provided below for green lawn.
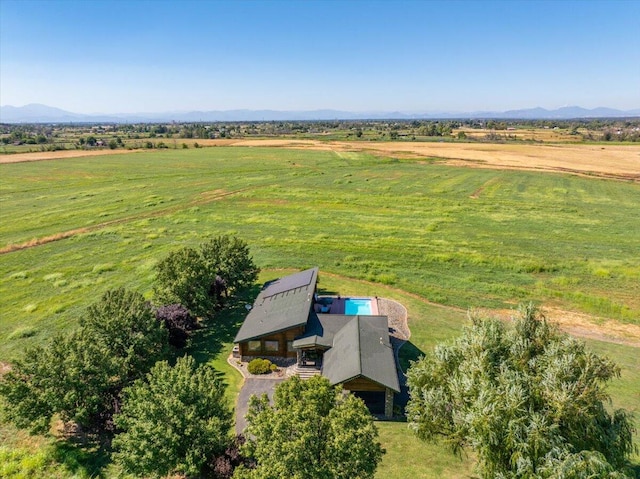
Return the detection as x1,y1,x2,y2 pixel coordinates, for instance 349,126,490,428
1,147,639,477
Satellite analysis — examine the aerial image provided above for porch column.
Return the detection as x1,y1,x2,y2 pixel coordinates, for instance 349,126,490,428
384,388,394,419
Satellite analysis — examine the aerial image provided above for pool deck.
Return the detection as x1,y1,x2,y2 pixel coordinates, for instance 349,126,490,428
322,297,380,315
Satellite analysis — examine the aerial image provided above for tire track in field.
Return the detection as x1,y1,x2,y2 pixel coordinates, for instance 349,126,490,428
1,183,271,255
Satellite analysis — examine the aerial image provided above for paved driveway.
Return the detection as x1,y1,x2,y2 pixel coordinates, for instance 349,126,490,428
235,378,284,434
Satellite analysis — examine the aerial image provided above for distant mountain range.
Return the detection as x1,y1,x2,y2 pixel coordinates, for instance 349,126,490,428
1,103,639,123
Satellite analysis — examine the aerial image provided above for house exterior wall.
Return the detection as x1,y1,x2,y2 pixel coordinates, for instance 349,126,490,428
341,376,386,392
238,326,303,358
342,377,394,418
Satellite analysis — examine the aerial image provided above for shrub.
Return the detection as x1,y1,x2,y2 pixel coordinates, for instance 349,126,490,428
247,358,272,375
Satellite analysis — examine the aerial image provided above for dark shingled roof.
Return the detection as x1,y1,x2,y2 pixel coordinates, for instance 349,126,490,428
234,268,399,393
322,315,400,393
234,267,318,343
292,313,352,349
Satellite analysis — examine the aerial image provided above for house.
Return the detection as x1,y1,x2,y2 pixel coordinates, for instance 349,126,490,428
234,267,400,417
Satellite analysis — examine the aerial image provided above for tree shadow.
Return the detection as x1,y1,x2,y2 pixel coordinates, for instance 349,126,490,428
49,432,112,479
398,340,425,373
395,340,425,412
316,286,339,296
187,284,262,365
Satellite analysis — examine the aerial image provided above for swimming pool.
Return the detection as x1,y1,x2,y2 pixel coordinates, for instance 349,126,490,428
345,298,373,315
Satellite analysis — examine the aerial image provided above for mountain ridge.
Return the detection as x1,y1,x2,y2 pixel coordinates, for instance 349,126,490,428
1,103,639,123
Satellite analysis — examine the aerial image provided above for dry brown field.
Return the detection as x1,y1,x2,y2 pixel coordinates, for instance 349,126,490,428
0,148,146,163
223,139,640,181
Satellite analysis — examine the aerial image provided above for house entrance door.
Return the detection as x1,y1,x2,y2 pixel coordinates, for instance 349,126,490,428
299,349,322,367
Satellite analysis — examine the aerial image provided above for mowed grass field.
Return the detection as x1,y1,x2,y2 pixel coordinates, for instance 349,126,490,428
1,146,639,477
1,147,639,357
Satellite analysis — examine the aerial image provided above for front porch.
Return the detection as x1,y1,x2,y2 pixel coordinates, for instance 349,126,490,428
298,348,323,368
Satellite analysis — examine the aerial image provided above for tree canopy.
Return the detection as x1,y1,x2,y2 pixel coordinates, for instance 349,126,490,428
0,329,115,432
155,303,197,349
154,235,259,317
406,303,636,478
235,375,383,479
81,288,168,382
0,288,168,432
112,356,232,478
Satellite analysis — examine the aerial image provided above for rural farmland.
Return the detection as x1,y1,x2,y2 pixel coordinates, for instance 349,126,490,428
3,0,640,475
1,140,639,477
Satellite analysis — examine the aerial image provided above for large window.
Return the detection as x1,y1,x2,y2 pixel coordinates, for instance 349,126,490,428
248,341,261,352
264,340,279,352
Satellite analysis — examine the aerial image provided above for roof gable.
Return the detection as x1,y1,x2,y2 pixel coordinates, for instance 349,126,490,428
292,313,353,349
322,315,400,392
234,267,318,343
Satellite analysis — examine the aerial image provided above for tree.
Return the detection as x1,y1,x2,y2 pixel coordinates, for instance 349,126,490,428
154,235,259,317
234,375,383,479
0,289,168,432
0,330,115,433
112,356,232,478
200,235,259,294
154,246,214,317
155,303,197,348
81,288,168,383
406,303,636,479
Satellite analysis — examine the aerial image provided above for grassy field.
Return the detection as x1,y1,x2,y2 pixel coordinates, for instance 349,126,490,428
1,146,639,477
1,147,639,360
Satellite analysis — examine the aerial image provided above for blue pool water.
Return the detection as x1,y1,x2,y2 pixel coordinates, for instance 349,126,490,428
345,298,372,315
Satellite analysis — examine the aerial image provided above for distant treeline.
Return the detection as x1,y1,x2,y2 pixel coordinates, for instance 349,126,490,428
1,118,639,151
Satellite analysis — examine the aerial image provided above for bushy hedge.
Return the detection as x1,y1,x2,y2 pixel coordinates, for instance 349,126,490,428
247,358,276,375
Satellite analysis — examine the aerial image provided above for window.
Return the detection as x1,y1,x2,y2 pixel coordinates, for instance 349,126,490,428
287,340,295,352
264,340,279,352
248,341,261,352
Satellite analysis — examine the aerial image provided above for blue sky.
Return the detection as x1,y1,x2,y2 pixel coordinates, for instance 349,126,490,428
1,0,639,113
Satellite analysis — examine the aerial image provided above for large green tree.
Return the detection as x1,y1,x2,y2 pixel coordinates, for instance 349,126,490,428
406,303,636,478
0,288,168,432
112,356,232,478
234,375,383,479
81,287,168,382
154,235,259,318
0,330,114,432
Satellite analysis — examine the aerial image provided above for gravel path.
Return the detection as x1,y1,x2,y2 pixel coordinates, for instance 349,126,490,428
377,297,410,341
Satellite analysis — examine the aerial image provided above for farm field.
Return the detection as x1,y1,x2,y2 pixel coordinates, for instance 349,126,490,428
1,145,639,477
2,147,640,354
3,138,640,181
